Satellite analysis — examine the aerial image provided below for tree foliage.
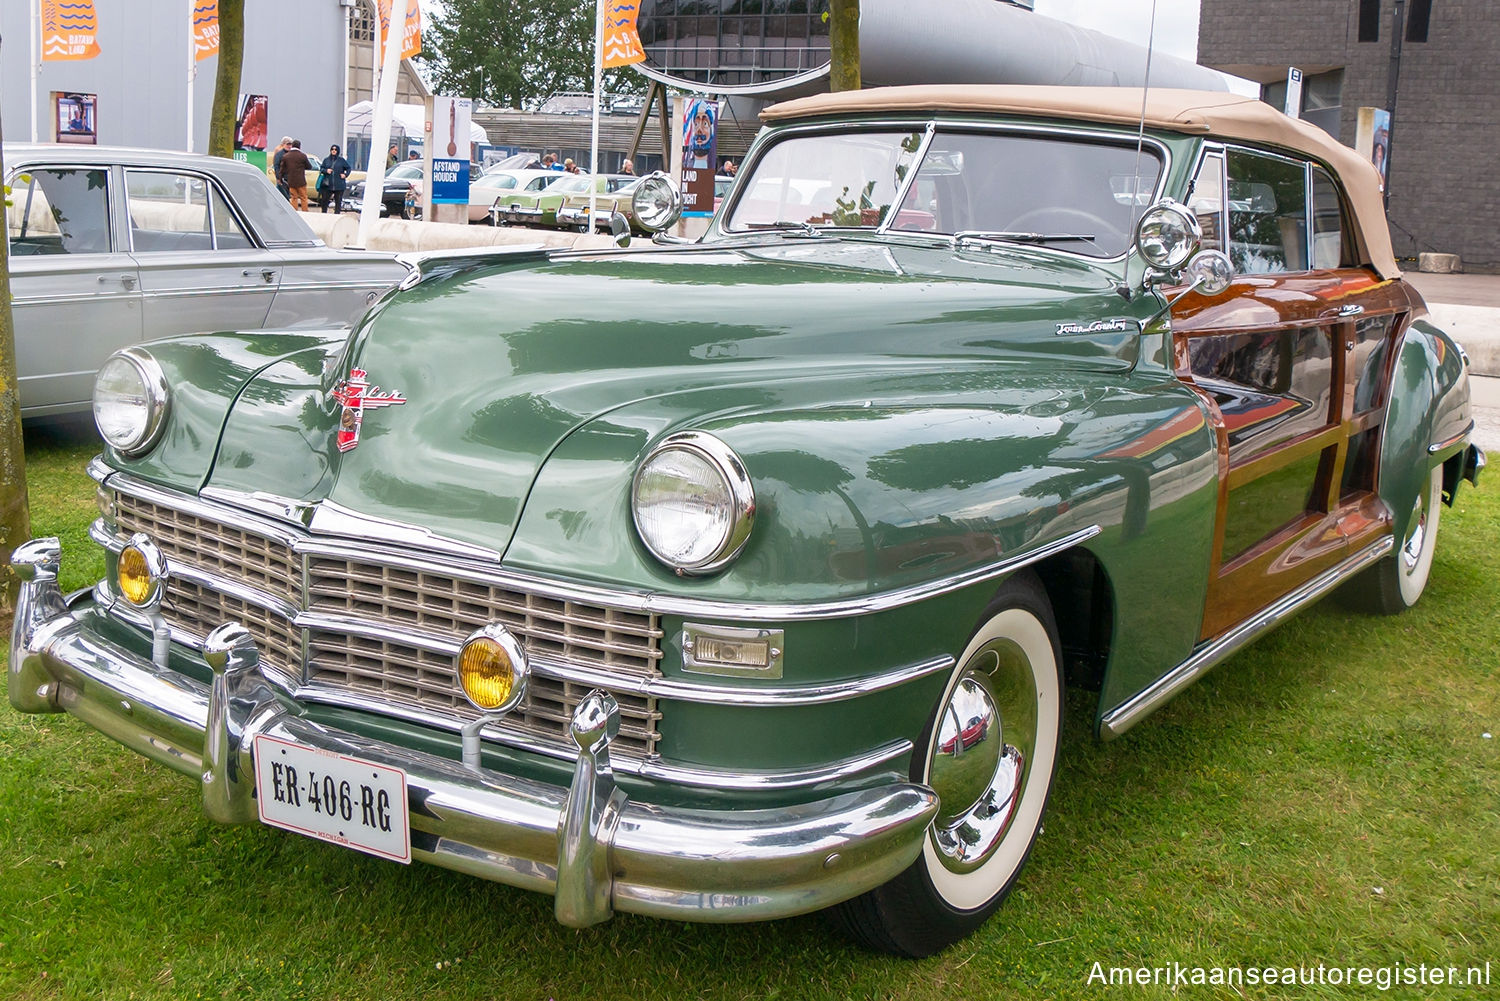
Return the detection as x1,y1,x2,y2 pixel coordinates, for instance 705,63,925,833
420,0,641,110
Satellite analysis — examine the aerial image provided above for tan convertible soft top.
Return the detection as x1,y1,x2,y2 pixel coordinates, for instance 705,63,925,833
762,86,1399,279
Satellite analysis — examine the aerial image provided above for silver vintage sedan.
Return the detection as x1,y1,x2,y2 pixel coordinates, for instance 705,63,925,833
4,145,410,417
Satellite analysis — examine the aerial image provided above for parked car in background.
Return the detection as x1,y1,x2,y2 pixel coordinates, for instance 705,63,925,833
555,174,644,232
469,168,556,224
490,172,580,227
9,88,1483,961
344,162,424,219
3,144,410,417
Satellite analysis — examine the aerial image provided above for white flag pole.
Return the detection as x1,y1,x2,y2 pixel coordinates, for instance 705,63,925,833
31,0,40,141
588,0,604,233
357,0,410,248
186,0,196,152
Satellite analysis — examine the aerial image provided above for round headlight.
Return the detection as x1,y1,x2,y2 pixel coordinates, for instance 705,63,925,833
630,172,682,232
458,625,528,714
632,431,754,575
1184,249,1235,297
1135,199,1202,271
94,348,169,456
117,533,167,608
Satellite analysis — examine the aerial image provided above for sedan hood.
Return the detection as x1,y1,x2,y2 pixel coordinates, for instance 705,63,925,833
207,239,1152,556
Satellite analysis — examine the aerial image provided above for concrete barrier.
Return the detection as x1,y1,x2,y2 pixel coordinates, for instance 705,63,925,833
298,211,613,253
1428,303,1500,377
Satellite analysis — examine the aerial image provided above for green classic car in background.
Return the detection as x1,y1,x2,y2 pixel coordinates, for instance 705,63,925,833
9,86,1484,958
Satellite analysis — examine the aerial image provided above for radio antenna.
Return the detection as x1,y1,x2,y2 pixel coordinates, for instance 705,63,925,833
1126,0,1162,296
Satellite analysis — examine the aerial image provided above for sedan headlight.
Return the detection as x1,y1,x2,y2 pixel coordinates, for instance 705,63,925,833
94,348,169,456
1135,199,1202,271
632,431,754,575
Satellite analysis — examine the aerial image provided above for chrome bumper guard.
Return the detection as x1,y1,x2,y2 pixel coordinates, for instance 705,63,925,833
8,538,937,927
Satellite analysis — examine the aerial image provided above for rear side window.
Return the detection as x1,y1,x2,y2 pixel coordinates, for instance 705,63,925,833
5,168,111,255
1227,149,1308,274
1311,167,1350,269
125,170,252,253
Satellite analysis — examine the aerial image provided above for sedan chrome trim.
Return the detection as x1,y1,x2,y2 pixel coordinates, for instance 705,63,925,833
1100,536,1395,740
99,465,1102,621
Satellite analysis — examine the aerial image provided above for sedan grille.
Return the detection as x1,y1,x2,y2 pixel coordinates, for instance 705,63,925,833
112,492,664,759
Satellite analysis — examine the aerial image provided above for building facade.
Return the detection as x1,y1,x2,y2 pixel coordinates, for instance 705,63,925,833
1199,0,1500,269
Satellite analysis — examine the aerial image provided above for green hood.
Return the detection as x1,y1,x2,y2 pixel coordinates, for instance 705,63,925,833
204,240,1158,559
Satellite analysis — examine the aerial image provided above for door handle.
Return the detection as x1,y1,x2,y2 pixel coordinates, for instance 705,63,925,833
100,274,136,289
1337,304,1364,317
261,269,277,284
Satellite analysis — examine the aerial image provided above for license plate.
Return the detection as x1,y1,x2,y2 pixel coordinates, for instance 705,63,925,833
253,734,411,864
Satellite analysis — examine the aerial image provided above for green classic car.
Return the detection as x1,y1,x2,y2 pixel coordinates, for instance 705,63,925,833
9,86,1484,957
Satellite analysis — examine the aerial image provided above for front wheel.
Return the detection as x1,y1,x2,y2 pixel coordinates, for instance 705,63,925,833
1357,464,1443,614
832,572,1063,957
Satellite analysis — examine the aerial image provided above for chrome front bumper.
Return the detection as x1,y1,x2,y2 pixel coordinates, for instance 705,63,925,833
8,538,937,927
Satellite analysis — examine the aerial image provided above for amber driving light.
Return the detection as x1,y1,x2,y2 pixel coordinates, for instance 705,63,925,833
116,533,167,608
457,625,529,714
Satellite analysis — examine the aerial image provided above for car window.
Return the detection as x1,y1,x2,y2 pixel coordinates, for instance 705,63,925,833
1227,150,1308,275
729,130,921,232
892,131,1164,257
1189,152,1226,253
1311,166,1349,270
389,164,423,180
5,168,111,256
489,175,518,190
526,177,550,191
126,170,249,253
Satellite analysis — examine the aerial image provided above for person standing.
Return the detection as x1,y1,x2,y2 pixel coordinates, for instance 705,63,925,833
620,159,636,176
388,144,399,168
279,139,313,212
272,136,294,199
318,144,352,213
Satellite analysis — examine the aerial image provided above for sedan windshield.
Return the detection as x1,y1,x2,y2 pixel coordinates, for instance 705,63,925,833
725,128,1164,258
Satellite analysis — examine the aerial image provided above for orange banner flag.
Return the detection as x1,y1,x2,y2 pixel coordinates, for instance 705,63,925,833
602,0,646,68
193,1,220,62
377,0,423,62
40,0,102,62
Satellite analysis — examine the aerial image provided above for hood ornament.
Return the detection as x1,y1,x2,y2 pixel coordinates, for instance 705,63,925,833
331,368,406,452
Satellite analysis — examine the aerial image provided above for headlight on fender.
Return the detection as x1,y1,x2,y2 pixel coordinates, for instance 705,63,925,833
94,348,169,456
632,431,755,575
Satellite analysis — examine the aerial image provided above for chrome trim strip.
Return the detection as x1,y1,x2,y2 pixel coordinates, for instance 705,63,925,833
101,466,1102,621
1428,421,1475,455
638,739,912,791
1100,537,1395,740
136,287,277,302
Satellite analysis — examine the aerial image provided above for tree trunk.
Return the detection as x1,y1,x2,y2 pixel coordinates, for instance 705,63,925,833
0,37,34,627
207,0,246,158
829,0,861,93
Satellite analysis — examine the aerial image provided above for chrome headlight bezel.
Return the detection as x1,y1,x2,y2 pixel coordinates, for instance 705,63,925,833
631,431,755,576
630,172,683,233
93,347,170,457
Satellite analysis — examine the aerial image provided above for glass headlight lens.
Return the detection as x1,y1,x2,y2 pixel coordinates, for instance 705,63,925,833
632,432,754,574
1135,200,1202,271
458,627,528,714
94,349,169,456
631,173,682,232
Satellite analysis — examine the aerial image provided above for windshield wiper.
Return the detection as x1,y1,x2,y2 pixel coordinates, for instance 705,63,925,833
746,219,824,237
954,230,1097,247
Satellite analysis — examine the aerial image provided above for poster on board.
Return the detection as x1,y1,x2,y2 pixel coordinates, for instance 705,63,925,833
680,97,718,217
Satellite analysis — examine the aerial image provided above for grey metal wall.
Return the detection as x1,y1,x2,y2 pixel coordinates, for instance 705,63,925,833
0,0,349,153
1199,0,1500,269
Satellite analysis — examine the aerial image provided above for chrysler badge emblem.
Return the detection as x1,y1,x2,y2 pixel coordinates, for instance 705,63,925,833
331,368,406,452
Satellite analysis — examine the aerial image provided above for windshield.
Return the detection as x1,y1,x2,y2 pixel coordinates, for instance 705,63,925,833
725,128,1164,258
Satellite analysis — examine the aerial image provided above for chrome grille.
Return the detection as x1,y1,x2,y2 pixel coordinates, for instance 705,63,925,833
115,494,300,606
107,491,665,759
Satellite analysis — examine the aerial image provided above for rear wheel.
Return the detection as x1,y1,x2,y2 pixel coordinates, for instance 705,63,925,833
1358,464,1443,614
832,573,1063,957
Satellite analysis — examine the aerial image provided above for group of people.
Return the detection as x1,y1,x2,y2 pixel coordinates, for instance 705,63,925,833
273,136,351,214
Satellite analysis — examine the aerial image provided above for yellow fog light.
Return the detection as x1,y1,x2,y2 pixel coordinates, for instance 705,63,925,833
458,625,528,714
117,533,167,608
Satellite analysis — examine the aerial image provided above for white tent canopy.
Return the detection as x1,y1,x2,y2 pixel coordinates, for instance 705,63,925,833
345,100,490,145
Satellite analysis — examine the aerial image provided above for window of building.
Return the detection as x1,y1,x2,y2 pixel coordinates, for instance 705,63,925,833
1263,69,1342,138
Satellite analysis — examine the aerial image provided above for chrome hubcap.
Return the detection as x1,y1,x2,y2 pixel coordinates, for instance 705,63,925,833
927,637,1038,874
1401,490,1429,572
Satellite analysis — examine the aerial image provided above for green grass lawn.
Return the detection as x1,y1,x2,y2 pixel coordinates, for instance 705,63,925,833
2,426,1496,1000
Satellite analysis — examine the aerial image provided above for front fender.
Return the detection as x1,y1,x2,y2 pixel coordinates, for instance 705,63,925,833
1381,319,1473,541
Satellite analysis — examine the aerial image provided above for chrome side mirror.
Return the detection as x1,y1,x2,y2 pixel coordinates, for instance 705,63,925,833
609,211,631,248
1142,249,1236,329
631,172,682,233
